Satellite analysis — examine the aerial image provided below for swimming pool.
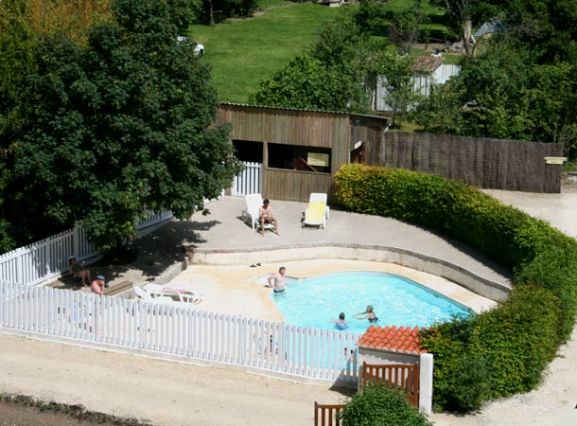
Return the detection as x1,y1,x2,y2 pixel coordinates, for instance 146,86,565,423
271,271,471,333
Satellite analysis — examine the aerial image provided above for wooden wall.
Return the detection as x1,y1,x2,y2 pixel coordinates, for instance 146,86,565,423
366,132,563,193
263,169,332,202
219,104,350,150
219,104,389,201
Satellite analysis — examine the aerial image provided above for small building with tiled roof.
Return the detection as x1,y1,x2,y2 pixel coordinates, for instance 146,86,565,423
357,325,434,414
357,325,426,366
411,54,445,74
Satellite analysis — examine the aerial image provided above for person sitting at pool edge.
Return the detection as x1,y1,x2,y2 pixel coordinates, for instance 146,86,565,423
334,312,348,330
355,305,378,323
258,198,279,235
68,256,91,287
90,275,106,296
267,266,286,293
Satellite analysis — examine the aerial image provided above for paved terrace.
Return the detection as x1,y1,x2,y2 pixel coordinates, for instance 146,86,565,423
184,196,511,287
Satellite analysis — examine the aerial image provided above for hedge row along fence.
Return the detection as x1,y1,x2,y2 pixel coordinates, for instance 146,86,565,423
333,164,577,412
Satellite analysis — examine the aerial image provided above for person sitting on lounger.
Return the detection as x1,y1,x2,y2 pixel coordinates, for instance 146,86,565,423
259,198,279,235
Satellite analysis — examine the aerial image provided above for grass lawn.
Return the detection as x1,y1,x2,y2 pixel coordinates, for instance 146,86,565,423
189,3,341,103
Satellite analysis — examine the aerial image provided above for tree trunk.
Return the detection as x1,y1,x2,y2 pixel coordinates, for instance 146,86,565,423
208,0,215,26
462,19,474,56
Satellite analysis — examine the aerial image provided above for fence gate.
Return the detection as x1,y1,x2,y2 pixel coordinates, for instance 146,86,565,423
360,361,420,407
231,162,262,196
314,402,345,426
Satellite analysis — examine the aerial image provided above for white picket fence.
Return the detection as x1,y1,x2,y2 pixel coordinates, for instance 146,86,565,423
0,282,360,384
231,162,262,196
0,211,173,287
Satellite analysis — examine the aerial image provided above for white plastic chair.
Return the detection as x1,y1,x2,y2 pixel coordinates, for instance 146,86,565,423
242,193,275,232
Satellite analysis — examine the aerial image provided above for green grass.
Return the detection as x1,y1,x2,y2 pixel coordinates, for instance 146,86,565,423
189,3,341,103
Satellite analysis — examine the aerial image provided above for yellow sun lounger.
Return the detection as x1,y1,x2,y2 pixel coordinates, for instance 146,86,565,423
302,193,330,229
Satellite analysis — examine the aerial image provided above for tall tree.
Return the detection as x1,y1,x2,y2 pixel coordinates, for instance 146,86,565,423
5,0,240,250
255,12,373,112
432,0,500,55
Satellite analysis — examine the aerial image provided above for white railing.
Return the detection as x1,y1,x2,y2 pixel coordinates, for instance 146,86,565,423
231,162,262,196
0,211,173,287
0,282,360,384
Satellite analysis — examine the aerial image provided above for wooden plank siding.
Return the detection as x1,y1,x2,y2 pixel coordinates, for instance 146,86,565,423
219,104,350,149
264,168,332,202
218,104,389,201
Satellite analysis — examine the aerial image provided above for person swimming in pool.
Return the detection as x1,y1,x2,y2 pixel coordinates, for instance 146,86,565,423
334,312,348,330
355,305,379,323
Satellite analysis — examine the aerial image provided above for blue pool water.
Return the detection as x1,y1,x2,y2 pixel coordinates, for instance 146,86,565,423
271,271,471,333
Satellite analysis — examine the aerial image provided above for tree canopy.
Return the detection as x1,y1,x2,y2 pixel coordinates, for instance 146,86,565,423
0,0,240,252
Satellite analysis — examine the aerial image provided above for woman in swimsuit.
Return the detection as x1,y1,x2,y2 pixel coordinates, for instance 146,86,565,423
355,305,379,323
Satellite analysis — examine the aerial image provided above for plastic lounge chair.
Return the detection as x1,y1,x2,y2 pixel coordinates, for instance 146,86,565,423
302,193,330,229
242,193,275,232
143,283,203,304
133,285,173,304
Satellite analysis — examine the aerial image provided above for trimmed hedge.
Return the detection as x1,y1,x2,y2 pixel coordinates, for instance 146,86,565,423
334,164,577,412
341,384,433,426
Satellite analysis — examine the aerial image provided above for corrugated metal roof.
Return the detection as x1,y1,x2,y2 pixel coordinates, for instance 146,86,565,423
219,102,388,123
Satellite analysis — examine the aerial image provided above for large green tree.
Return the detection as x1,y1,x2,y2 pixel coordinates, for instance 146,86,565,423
255,12,375,112
5,0,240,250
415,46,577,155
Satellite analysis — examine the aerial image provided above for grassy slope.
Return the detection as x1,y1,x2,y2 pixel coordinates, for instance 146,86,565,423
189,3,340,103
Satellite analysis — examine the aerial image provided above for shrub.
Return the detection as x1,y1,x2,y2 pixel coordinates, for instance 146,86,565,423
419,316,490,412
333,164,577,412
341,384,432,426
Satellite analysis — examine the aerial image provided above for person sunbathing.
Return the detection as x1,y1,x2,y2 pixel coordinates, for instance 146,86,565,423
258,198,279,235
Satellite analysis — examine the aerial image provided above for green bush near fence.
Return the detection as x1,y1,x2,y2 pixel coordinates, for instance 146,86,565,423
333,164,577,412
341,384,433,426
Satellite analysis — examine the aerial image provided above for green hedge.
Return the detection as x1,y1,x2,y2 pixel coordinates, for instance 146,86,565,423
341,384,433,426
334,164,577,412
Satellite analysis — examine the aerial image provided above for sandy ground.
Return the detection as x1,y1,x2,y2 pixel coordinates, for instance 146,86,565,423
0,334,347,426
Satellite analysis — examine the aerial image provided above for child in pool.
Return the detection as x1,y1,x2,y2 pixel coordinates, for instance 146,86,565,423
334,312,348,330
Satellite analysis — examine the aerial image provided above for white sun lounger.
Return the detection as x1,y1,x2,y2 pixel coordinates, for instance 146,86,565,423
142,283,203,304
242,193,275,232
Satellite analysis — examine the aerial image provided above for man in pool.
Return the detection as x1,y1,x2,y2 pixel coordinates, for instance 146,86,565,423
267,266,286,293
355,305,379,323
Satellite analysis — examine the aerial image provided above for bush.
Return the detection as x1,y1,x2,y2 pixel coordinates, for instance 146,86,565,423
333,164,577,412
341,384,432,426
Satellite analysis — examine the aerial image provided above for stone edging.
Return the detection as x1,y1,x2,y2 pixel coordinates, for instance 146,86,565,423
190,243,511,302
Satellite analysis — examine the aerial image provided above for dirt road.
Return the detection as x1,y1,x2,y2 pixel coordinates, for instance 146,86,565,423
0,334,347,426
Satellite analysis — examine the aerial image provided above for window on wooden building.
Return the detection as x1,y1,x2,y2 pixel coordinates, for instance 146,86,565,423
268,143,331,173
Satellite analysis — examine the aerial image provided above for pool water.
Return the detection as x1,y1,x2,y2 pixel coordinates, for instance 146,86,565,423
271,271,471,333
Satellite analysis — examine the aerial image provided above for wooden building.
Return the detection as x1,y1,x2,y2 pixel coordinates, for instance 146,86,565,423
218,103,389,202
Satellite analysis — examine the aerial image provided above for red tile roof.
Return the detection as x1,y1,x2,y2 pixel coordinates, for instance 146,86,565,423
358,326,425,355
